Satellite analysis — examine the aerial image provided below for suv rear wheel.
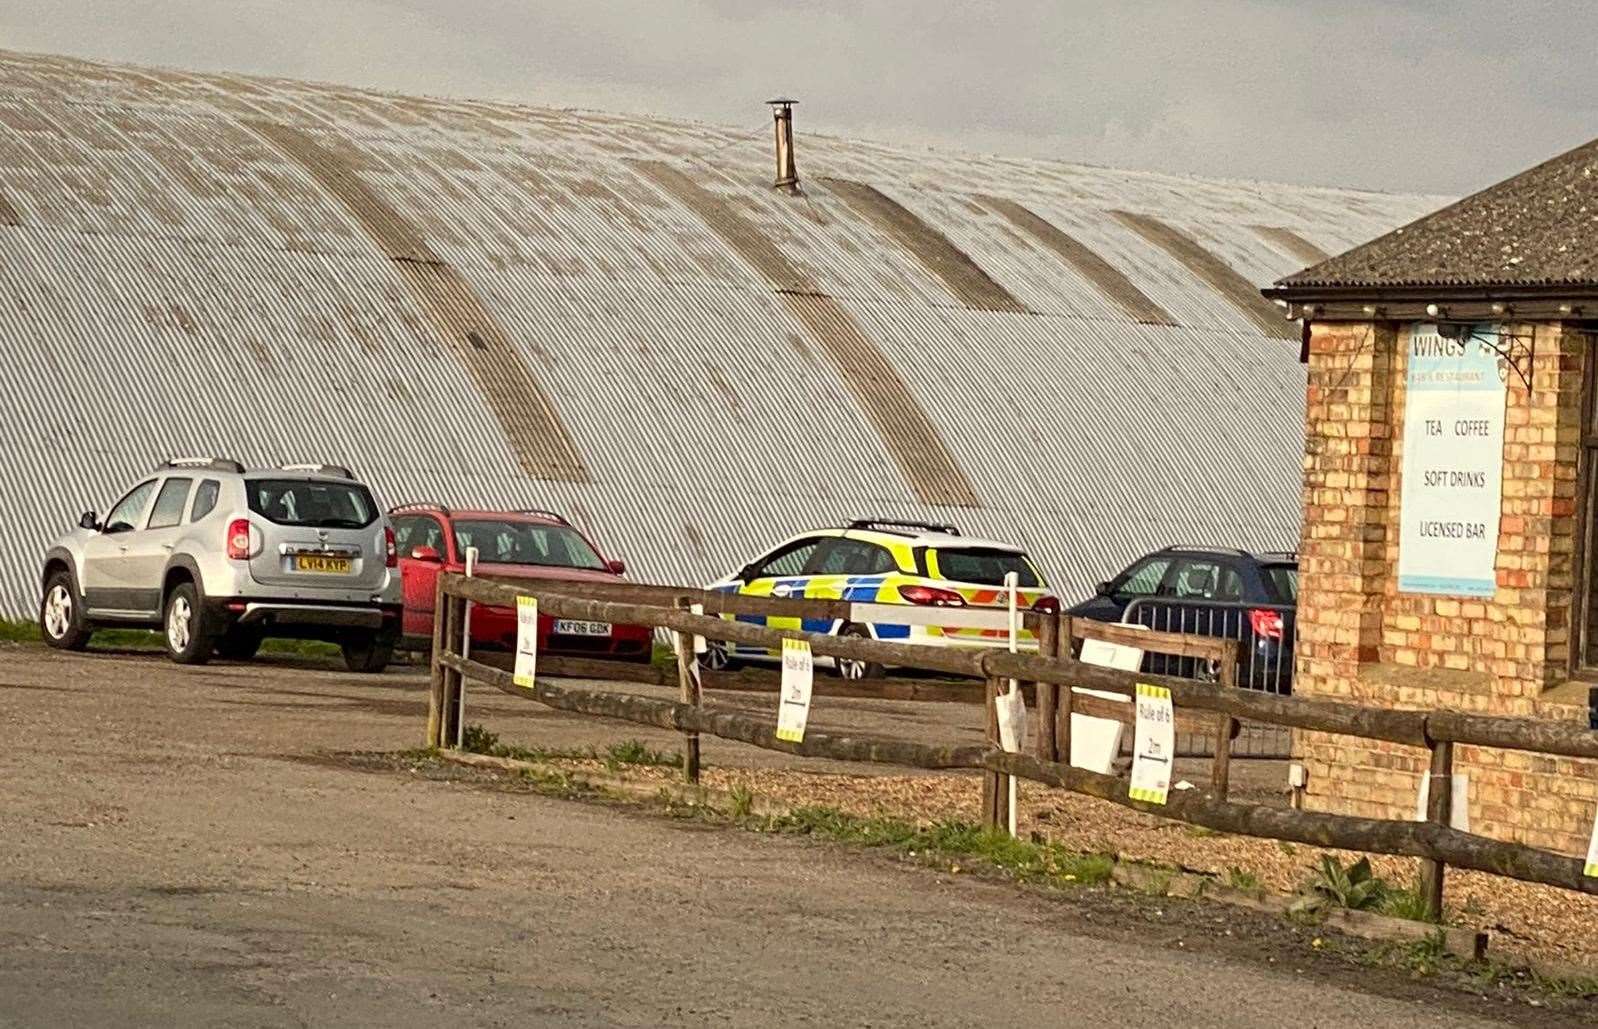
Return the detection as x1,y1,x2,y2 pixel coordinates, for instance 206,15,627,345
39,569,92,651
341,630,394,674
164,581,216,665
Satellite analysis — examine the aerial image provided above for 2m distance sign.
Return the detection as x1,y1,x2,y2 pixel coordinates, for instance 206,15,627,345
1398,324,1507,598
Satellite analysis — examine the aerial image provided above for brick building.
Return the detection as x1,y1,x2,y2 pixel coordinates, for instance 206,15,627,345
1267,141,1598,855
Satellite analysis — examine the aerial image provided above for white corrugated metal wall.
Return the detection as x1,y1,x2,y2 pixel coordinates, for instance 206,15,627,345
0,49,1445,619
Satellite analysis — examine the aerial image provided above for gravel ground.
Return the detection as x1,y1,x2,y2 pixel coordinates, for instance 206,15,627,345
0,644,1591,1027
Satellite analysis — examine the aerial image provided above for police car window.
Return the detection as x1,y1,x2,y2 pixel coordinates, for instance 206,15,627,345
863,544,898,574
1115,557,1171,597
935,548,1040,587
754,539,820,579
814,539,882,575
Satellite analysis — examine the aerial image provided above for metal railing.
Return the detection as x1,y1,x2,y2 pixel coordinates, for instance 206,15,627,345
1121,597,1296,758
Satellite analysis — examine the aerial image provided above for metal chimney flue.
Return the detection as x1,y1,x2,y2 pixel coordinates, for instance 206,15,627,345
767,98,798,192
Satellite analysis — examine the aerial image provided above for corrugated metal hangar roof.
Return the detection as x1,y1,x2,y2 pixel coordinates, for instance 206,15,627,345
0,48,1445,618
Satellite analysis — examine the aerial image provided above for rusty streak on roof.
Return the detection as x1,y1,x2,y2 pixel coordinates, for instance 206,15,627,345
249,120,587,482
821,178,1029,314
981,195,1174,325
634,159,979,507
1251,225,1328,267
1114,211,1295,340
0,190,18,226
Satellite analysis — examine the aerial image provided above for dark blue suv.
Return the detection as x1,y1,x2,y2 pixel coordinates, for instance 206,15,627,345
1070,546,1298,693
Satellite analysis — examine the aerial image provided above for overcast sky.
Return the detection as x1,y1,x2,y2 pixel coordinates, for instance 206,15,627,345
3,1,1594,197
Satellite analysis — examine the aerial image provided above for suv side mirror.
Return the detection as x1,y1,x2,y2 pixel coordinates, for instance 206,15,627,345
1095,580,1113,597
604,558,626,575
738,564,759,582
79,511,100,531
409,545,441,563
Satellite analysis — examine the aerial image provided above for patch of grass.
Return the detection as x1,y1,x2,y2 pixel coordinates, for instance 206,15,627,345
728,784,755,818
763,806,1114,888
603,739,682,770
0,618,39,643
1225,866,1261,891
1378,886,1442,924
0,618,338,658
1186,825,1220,838
458,723,581,764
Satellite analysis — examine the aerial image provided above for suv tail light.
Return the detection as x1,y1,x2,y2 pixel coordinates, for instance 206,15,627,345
1249,608,1285,640
1031,595,1061,614
898,584,966,607
226,518,254,561
384,527,398,568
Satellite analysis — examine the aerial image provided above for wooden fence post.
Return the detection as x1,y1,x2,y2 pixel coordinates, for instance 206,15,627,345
673,598,703,784
982,676,1009,831
440,593,464,749
1418,739,1454,919
1056,618,1076,768
425,575,448,748
1034,612,1060,763
1211,639,1240,800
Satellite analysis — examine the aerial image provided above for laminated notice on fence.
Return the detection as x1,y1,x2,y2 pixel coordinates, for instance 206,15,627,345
1129,683,1174,805
1586,806,1598,879
776,638,813,743
995,684,1027,753
513,596,538,688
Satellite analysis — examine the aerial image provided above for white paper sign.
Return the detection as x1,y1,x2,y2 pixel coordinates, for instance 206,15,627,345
995,685,1027,753
776,638,813,743
1414,773,1471,832
513,596,538,688
1586,805,1598,879
1398,324,1506,597
1129,683,1174,805
1072,633,1142,773
1079,637,1144,671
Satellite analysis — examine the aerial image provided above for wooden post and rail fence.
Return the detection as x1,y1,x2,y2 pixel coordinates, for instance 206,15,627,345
425,573,1598,917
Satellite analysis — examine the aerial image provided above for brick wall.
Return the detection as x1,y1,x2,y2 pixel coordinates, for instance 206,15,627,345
1294,320,1595,855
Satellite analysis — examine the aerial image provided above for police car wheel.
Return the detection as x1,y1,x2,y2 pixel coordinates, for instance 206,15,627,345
702,639,736,671
834,624,884,681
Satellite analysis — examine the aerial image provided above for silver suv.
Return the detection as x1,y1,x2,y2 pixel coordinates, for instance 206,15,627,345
38,458,402,671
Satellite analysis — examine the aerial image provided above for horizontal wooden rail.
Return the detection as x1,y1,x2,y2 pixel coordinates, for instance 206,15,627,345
986,751,1598,896
441,653,987,769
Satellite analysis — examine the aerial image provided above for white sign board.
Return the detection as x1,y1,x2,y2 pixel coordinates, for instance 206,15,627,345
995,685,1027,753
1413,773,1471,832
513,596,538,688
1072,633,1143,774
1129,683,1174,805
776,638,814,743
1587,806,1598,879
1398,324,1506,597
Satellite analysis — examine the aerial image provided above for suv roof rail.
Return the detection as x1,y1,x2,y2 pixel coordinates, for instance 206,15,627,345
278,463,355,480
1257,549,1298,560
162,456,245,474
846,518,961,537
1160,544,1251,557
390,502,451,517
513,508,572,525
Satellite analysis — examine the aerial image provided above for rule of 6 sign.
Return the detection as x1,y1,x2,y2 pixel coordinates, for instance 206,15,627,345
514,596,538,687
1130,683,1174,805
776,638,814,743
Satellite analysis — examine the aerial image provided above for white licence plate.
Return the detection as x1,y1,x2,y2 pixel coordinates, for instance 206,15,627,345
554,619,611,637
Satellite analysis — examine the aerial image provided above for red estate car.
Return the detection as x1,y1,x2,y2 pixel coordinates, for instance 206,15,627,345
388,504,652,661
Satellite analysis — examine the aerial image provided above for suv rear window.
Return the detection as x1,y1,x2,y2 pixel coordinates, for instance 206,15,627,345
247,479,378,528
934,548,1041,587
1262,564,1298,603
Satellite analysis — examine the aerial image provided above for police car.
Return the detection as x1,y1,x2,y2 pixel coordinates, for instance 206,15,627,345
707,519,1057,679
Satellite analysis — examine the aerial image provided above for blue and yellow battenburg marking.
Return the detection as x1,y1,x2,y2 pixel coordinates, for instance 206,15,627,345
719,529,1049,656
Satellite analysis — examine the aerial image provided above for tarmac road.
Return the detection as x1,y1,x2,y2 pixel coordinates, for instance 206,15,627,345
0,647,1544,1027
